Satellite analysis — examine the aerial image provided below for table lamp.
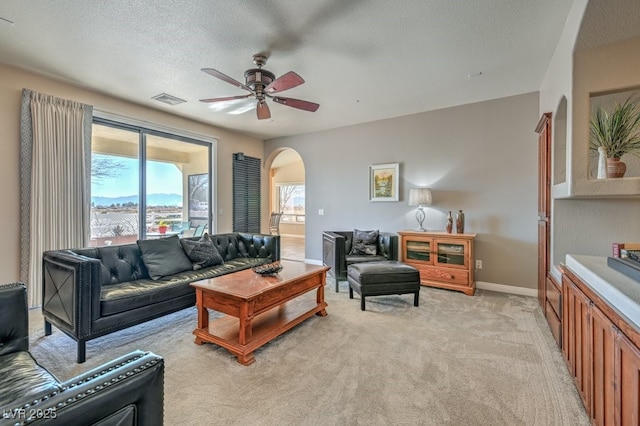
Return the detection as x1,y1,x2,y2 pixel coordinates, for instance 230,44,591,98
408,188,432,231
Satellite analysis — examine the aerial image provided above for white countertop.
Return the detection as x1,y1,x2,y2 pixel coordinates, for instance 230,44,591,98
565,254,640,330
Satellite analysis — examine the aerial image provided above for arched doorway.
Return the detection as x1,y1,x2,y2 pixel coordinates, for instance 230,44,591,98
269,149,305,261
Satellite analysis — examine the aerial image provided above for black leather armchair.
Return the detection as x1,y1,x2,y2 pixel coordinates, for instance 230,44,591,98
0,283,164,425
322,231,398,292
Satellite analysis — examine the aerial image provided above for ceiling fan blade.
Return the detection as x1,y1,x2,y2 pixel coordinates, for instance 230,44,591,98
257,101,271,120
199,94,253,103
271,96,320,112
265,71,305,94
201,68,251,92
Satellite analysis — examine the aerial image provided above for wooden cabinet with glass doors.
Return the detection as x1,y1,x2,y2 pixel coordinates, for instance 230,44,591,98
399,231,476,295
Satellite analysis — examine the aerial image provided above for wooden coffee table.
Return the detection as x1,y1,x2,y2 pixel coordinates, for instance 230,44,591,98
190,261,330,365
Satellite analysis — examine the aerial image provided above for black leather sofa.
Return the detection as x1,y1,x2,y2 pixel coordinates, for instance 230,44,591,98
42,232,279,363
0,282,164,426
322,231,398,292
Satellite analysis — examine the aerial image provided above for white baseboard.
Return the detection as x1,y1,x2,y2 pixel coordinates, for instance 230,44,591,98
302,257,536,297
477,281,537,297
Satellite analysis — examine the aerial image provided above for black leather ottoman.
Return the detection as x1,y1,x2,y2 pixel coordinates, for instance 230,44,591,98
347,261,420,311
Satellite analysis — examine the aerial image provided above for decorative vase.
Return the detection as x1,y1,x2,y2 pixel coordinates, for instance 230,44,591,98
606,157,626,178
446,211,453,233
455,210,465,234
597,147,607,179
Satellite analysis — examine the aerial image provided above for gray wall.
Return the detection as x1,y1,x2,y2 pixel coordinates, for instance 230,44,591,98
553,198,640,265
265,92,540,289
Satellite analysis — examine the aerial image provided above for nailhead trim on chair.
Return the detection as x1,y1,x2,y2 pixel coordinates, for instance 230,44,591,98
15,353,161,425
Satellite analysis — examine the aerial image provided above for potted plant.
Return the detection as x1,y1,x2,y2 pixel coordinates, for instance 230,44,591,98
590,94,640,178
158,221,168,234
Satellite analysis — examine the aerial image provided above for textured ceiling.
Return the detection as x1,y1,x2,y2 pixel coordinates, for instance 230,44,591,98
0,0,585,140
575,0,640,51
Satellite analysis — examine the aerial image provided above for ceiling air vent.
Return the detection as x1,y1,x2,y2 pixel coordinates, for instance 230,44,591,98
151,93,186,106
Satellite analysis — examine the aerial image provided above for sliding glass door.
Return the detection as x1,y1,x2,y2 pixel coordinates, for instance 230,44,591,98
90,119,212,246
90,123,140,246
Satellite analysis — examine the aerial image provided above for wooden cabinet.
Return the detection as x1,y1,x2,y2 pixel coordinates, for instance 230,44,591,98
545,275,562,347
536,113,551,310
616,332,640,425
563,268,640,425
398,231,476,295
590,304,616,426
538,113,563,349
562,275,591,410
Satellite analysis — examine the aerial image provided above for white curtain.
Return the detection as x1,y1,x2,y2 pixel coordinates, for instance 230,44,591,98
20,89,92,307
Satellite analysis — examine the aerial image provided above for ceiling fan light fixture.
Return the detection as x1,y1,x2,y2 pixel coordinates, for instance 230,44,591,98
200,53,319,119
245,68,275,88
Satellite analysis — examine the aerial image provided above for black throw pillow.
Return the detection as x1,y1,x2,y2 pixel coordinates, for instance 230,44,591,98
349,229,379,255
180,233,224,270
137,234,194,280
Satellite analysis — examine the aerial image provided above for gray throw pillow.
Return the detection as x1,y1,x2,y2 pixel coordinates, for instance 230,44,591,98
180,233,224,270
349,229,379,255
137,234,194,280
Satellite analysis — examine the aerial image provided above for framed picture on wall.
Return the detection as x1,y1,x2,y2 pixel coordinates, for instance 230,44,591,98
369,163,399,202
188,173,209,221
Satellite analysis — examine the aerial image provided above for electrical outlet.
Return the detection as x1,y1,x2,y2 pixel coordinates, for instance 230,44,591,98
475,260,482,270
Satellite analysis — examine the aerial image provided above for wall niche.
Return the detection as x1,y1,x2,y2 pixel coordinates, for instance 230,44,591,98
588,88,640,180
553,96,567,185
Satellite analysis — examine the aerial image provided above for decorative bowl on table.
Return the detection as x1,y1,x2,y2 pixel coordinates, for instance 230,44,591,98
252,262,284,276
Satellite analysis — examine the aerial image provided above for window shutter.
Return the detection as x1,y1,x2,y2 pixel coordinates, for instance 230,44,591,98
232,153,261,233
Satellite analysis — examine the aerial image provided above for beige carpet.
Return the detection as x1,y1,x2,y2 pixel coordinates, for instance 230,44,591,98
28,279,589,425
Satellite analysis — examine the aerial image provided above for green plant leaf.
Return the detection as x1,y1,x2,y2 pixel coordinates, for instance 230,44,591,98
590,93,640,159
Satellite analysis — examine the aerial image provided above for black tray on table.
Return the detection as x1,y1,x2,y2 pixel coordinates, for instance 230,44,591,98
252,262,284,276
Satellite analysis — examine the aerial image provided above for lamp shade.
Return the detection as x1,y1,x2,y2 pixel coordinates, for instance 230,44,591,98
408,188,433,207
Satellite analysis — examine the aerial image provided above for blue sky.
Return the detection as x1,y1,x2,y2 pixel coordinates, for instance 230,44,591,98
92,156,183,198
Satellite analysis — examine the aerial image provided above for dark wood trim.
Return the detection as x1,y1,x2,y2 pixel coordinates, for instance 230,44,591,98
535,112,551,133
536,112,552,311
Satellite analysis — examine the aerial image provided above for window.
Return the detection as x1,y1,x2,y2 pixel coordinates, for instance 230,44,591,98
275,184,305,223
90,119,213,246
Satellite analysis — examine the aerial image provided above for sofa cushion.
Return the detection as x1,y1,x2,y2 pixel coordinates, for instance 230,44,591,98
345,254,389,265
0,351,61,407
100,257,272,316
180,233,224,270
349,229,379,255
137,235,193,280
73,245,149,285
347,261,420,285
100,277,195,316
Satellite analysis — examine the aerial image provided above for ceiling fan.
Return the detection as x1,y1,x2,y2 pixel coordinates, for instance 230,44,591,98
200,53,319,120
